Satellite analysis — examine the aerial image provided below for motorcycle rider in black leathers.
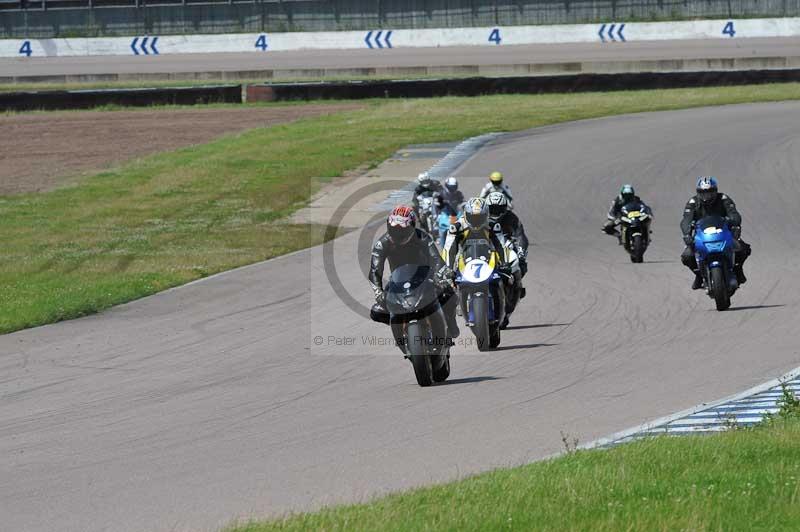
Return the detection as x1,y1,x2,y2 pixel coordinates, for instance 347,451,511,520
603,184,648,243
681,176,751,290
436,176,465,216
485,191,529,278
443,198,508,272
479,171,514,210
369,206,459,352
443,197,513,327
411,172,443,218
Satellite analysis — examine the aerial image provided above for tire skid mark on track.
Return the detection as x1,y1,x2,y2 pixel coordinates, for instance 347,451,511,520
191,291,306,331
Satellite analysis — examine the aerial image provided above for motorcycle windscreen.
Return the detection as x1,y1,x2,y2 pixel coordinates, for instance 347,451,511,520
695,216,730,241
621,201,648,217
460,238,495,263
384,264,439,316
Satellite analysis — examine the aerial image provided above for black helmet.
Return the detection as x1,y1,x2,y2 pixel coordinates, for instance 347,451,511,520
696,176,718,205
620,184,635,204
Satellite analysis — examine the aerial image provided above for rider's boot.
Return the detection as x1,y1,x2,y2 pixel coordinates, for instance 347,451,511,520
445,310,460,339
692,271,704,290
500,315,510,330
735,265,747,285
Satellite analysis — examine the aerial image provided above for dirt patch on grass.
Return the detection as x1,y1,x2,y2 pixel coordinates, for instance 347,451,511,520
0,104,362,195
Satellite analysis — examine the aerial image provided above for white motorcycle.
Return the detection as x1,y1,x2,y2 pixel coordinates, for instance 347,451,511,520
416,195,438,240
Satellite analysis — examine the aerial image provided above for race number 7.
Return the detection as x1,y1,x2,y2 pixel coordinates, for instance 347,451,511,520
19,40,32,57
471,263,484,277
722,21,736,38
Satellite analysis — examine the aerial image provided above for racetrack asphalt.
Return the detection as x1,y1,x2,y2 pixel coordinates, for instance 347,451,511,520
1,102,799,532
3,37,800,77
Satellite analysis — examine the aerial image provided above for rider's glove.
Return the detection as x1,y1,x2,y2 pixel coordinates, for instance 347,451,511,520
375,291,386,305
437,265,456,281
731,226,742,239
683,234,694,246
436,266,456,291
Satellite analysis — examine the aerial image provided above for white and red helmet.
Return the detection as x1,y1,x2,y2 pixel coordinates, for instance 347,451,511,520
387,205,417,244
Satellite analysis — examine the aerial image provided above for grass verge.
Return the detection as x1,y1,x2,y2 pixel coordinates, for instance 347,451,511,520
2,83,800,334
230,391,800,531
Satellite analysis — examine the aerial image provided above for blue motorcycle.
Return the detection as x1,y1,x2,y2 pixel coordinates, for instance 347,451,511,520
694,215,738,311
436,204,462,248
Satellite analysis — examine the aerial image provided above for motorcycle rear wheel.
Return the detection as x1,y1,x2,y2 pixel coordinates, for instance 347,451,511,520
489,325,501,349
432,355,450,382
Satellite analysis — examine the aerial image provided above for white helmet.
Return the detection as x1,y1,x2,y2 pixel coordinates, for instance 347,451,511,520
445,176,458,191
417,172,431,184
485,191,508,219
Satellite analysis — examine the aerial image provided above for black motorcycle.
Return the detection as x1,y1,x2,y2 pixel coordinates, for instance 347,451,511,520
384,264,451,386
619,201,653,263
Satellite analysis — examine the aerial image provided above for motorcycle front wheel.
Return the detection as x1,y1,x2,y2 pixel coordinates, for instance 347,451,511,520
630,234,645,263
710,267,731,311
406,321,433,386
472,295,492,352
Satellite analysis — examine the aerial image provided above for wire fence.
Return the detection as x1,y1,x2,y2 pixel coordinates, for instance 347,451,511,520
3,0,800,38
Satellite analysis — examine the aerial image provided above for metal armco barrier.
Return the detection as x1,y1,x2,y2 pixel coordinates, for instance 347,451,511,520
5,70,800,111
246,70,800,101
0,84,242,111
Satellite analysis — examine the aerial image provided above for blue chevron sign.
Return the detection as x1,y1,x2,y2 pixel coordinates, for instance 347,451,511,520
130,36,160,55
598,23,626,42
364,30,393,49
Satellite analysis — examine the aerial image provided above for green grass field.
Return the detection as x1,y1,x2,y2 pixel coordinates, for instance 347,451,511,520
230,408,800,532
2,84,800,334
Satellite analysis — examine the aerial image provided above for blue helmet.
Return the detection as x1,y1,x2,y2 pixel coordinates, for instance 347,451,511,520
696,176,718,204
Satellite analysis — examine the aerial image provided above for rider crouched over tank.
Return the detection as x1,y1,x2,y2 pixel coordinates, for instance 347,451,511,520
442,198,508,274
443,198,515,328
603,184,652,244
369,206,460,352
485,191,529,279
681,176,751,290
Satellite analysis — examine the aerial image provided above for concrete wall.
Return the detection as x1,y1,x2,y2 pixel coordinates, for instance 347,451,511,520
3,0,800,39
4,17,800,58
